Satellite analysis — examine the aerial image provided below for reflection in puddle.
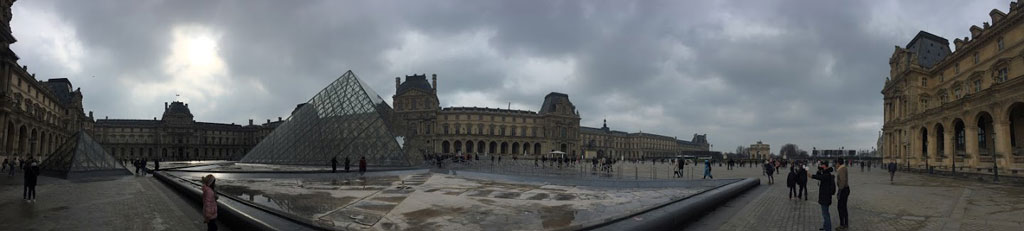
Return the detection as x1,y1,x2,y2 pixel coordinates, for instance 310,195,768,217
218,184,356,218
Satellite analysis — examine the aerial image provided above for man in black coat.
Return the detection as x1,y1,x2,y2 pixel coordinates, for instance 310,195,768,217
24,160,40,202
796,163,809,200
331,157,338,173
812,161,837,231
344,157,351,172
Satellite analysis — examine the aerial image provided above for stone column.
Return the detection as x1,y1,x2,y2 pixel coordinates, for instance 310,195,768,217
994,121,1012,171
944,129,955,167
966,125,979,169
927,129,937,167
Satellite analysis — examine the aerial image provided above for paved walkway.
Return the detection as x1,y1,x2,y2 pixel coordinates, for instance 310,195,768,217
0,171,229,231
691,164,1024,231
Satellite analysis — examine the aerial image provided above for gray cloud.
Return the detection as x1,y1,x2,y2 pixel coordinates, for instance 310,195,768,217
8,0,1012,152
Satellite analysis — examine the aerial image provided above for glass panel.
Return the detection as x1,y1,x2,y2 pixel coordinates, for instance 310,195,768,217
240,71,416,166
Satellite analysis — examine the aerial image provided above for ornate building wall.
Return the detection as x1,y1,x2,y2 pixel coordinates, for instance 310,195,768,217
882,3,1024,174
92,101,280,161
0,0,93,159
580,119,710,160
392,74,581,157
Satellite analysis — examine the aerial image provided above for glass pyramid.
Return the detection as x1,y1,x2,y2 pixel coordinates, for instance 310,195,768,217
39,131,131,179
240,70,415,166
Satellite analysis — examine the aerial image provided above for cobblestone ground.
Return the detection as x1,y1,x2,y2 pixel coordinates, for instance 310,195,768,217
699,164,1024,231
0,170,228,231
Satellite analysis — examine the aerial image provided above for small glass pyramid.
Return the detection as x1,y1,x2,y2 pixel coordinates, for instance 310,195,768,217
39,131,131,178
240,70,413,166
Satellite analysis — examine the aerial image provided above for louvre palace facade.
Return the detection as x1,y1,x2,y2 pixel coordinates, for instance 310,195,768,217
882,3,1024,174
0,0,93,160
392,74,710,159
91,102,281,161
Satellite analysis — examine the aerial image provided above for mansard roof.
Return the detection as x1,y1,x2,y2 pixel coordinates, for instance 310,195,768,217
397,74,433,95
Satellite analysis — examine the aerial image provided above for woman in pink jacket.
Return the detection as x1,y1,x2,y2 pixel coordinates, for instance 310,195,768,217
201,174,218,231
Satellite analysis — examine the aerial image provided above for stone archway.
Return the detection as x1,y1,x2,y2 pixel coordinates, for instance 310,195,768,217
523,142,531,155
465,140,474,154
976,111,995,157
512,142,520,155
477,141,485,154
17,125,27,156
489,141,497,154
442,140,451,154
954,118,966,156
454,140,462,154
500,142,508,154
1009,102,1024,158
920,127,928,160
534,143,541,155
5,122,15,154
935,123,945,159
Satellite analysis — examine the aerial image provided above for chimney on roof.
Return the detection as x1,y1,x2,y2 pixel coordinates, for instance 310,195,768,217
165,102,168,110
88,111,93,119
395,77,400,90
432,74,437,91
267,119,271,124
278,117,282,122
249,119,253,126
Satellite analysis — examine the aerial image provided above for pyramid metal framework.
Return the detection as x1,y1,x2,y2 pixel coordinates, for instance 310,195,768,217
39,131,130,179
240,70,414,166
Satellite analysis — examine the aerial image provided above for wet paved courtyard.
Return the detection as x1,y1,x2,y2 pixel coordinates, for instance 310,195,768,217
164,165,734,230
690,164,1024,231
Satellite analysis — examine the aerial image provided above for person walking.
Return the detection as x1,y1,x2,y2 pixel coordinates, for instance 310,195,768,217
887,161,897,182
812,161,837,231
764,160,775,184
797,163,809,201
344,157,351,172
703,160,713,179
2,158,7,172
676,158,685,178
331,157,338,173
358,156,367,175
787,166,797,199
836,158,851,230
201,175,219,231
154,159,160,171
8,157,16,176
24,160,40,202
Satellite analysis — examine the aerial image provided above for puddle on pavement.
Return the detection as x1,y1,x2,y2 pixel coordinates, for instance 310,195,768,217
539,204,576,229
372,196,407,203
528,193,549,200
402,206,467,228
217,184,357,218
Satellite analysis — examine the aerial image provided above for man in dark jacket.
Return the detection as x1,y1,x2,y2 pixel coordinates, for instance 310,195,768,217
345,157,351,172
887,161,897,182
812,161,836,231
331,157,338,173
787,166,797,199
796,163,809,200
358,156,367,175
24,160,40,202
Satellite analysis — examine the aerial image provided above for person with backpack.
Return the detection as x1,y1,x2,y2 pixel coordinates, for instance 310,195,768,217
24,160,40,202
764,160,775,184
703,160,713,179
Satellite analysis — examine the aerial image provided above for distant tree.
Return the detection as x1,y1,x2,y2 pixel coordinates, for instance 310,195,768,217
736,146,747,155
798,150,809,158
780,143,800,159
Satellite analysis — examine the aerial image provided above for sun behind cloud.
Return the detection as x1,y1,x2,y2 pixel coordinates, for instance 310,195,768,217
126,24,230,116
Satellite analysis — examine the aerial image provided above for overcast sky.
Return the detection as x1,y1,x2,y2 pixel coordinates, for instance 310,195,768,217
8,0,1013,153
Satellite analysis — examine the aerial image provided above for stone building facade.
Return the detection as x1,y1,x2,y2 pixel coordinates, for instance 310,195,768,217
91,101,281,161
580,119,710,159
748,141,770,160
882,3,1024,174
392,74,581,157
0,0,94,159
392,73,712,159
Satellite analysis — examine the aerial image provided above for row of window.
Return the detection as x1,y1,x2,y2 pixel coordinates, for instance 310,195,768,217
441,114,536,123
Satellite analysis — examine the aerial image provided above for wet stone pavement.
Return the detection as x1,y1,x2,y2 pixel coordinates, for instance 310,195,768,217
165,167,733,230
691,164,1024,231
0,170,228,231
